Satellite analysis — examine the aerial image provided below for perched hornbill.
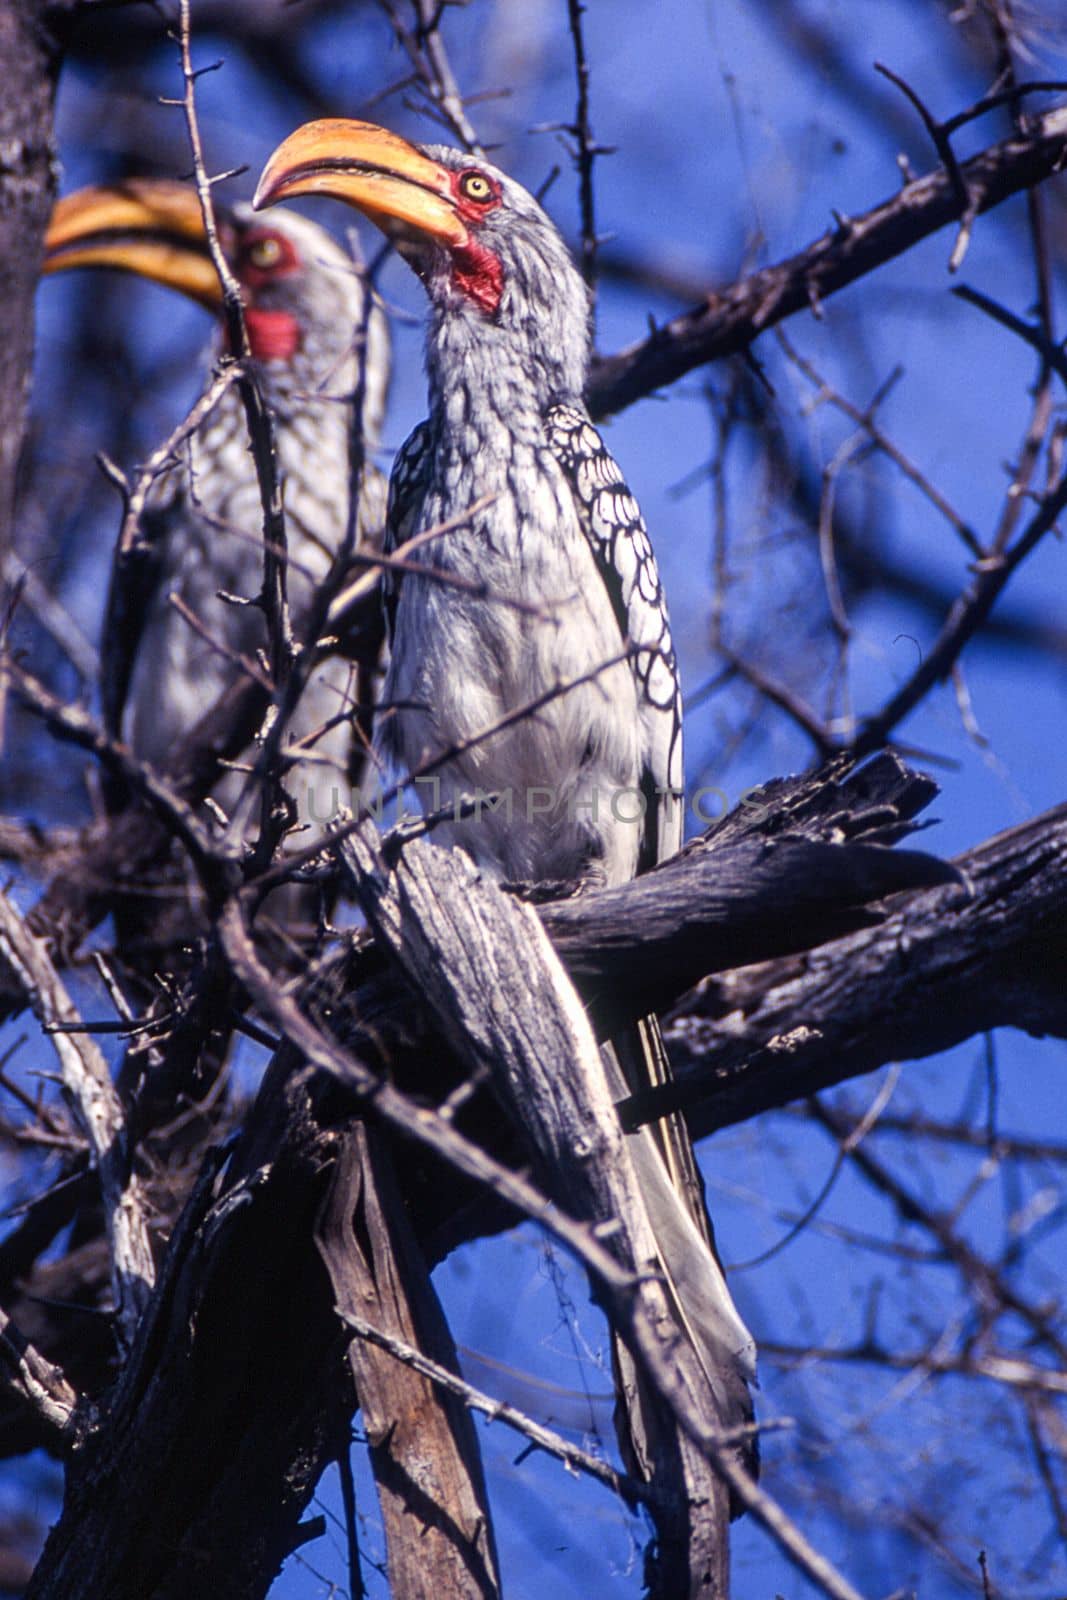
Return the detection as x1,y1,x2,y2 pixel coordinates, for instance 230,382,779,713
255,122,757,1513
43,180,390,916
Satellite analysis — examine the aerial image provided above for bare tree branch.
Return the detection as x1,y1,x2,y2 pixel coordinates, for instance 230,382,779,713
0,891,155,1352
0,1303,78,1447
761,1338,1067,1398
564,0,601,290
333,1304,654,1505
1,551,100,684
319,1128,501,1599
850,464,1067,755
587,103,1067,418
378,0,483,151
340,821,869,1600
641,799,1067,1140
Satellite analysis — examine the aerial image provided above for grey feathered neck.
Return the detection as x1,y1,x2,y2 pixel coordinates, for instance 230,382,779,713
417,147,592,419
230,205,389,445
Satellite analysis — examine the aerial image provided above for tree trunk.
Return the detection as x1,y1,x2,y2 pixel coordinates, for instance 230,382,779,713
0,1,62,571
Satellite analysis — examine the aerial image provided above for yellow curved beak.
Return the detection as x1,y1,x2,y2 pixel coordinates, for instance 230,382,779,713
43,180,225,310
254,119,468,249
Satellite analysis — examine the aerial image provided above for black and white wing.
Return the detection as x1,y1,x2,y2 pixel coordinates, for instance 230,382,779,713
374,419,433,766
547,407,757,1481
545,402,683,869
382,419,433,648
99,484,178,742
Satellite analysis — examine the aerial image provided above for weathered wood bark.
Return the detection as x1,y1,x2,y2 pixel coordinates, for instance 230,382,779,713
0,750,949,1019
319,1128,500,1600
0,2,63,570
8,760,1067,1599
3,761,1063,1375
24,1051,357,1600
539,755,960,1036
653,799,1067,1138
344,823,738,1600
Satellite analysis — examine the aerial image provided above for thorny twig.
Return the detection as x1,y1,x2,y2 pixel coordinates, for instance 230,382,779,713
987,10,1059,563
378,0,483,151
777,328,984,557
564,0,600,290
102,364,244,736
833,1106,1067,1164
173,0,296,877
5,657,227,892
760,1338,1067,1398
232,228,385,883
952,285,1067,391
115,366,242,562
850,427,1067,756
336,1306,658,1506
873,62,976,271
812,1101,1067,1364
167,593,275,694
587,102,1067,418
714,645,834,757
941,78,1067,134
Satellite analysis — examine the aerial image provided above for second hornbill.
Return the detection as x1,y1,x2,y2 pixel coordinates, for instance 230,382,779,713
255,119,757,1562
43,180,390,928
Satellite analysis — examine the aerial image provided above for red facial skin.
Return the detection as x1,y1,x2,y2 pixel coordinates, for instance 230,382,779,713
447,169,505,315
452,239,504,315
242,307,302,360
234,227,303,361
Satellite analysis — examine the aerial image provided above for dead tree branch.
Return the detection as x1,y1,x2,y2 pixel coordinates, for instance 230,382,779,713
587,103,1067,418
378,0,483,152
850,429,1067,758
0,892,155,1352
332,1304,650,1505
642,799,1067,1140
9,752,1062,1598
564,0,601,290
319,1128,501,1600
343,821,738,1596
341,821,869,1600
22,1069,353,1599
0,1303,77,1448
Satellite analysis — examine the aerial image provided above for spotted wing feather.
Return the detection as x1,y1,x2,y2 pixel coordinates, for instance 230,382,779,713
545,402,683,868
383,419,434,649
99,491,176,742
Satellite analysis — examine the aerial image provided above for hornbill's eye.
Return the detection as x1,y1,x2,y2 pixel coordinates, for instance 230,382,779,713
458,171,493,203
248,235,284,268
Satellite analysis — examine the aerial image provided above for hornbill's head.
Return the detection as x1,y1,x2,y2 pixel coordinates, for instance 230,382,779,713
44,179,389,421
254,121,590,404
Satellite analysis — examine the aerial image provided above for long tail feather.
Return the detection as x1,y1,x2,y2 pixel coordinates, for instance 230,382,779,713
605,1016,758,1497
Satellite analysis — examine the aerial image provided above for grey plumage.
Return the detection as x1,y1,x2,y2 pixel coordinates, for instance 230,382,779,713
370,144,757,1472
115,207,389,858
254,118,758,1512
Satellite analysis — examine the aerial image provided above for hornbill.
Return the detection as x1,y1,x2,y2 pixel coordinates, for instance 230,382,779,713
255,121,757,1558
43,180,390,931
